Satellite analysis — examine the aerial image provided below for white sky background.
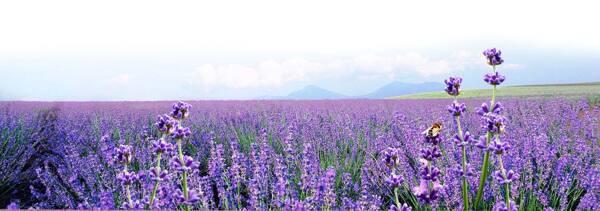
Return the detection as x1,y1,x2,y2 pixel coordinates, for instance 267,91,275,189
1,0,600,100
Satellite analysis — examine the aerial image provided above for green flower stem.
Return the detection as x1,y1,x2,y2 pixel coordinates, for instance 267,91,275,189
474,65,497,209
124,164,133,208
455,114,469,211
148,134,166,208
177,139,190,211
393,187,401,209
496,136,512,210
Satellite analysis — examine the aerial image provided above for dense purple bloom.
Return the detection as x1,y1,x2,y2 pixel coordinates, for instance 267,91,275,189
419,164,441,182
488,139,511,155
493,200,518,211
171,101,192,120
453,163,475,177
477,101,504,116
444,76,463,96
149,167,169,181
483,113,507,134
6,202,19,210
448,101,466,116
494,170,519,185
152,139,175,154
453,131,472,146
413,180,443,204
173,189,200,205
170,155,199,172
116,171,138,185
382,147,401,167
483,48,504,66
171,126,191,139
389,203,412,211
122,200,143,209
475,135,488,149
155,114,178,134
113,144,133,164
484,72,506,85
420,146,442,161
386,172,404,188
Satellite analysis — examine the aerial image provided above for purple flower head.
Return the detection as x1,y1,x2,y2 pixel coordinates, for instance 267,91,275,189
477,101,503,116
6,202,19,210
170,155,199,172
174,189,200,205
419,164,441,182
171,101,192,120
114,144,133,164
447,101,467,116
483,48,504,66
389,203,412,211
493,200,518,211
483,113,507,134
155,114,178,134
453,163,475,177
488,139,511,155
171,126,191,139
420,146,442,161
484,72,506,85
453,131,472,146
494,169,519,185
122,200,143,209
148,167,169,182
152,139,175,154
382,147,401,167
413,180,443,204
117,171,139,185
386,172,404,188
475,135,488,149
444,76,462,96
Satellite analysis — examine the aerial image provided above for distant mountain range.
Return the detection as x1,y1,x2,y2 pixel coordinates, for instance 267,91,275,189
263,81,443,100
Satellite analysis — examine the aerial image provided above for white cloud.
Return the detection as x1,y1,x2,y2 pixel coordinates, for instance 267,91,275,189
111,74,130,83
188,52,483,89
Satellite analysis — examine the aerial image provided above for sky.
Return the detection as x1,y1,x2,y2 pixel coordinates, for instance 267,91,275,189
1,0,600,100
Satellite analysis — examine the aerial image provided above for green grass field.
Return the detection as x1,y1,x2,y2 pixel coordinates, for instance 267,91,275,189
390,82,600,99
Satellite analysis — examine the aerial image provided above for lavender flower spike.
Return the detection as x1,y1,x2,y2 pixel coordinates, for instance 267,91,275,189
444,76,463,96
483,48,504,66
171,101,192,120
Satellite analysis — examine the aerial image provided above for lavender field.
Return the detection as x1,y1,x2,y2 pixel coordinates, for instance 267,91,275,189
0,97,598,210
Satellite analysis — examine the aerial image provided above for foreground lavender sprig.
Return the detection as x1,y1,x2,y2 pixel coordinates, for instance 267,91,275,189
382,147,407,210
474,48,508,209
114,144,137,209
445,76,472,210
169,101,195,211
147,116,176,207
413,123,444,206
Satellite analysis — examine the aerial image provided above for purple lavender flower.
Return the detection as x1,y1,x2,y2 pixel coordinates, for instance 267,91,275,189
477,101,504,116
389,203,412,211
475,135,488,149
453,131,472,146
114,144,133,164
413,180,443,204
171,126,191,139
382,147,401,167
174,189,200,205
419,164,441,182
488,139,511,155
493,200,518,211
483,113,507,134
420,146,442,161
122,200,143,209
444,76,463,96
149,167,169,182
6,202,19,210
494,170,519,185
484,72,506,85
448,101,466,116
170,155,199,172
453,163,475,177
152,139,175,154
116,171,139,185
483,48,504,66
155,114,178,134
385,172,404,188
171,101,192,120
322,167,337,208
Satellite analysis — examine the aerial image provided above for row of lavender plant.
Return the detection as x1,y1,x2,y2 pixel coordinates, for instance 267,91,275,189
0,50,598,210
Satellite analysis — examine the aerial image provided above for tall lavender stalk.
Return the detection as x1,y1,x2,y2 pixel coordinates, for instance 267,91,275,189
114,144,139,209
147,115,176,207
413,123,443,208
169,101,197,211
445,76,473,210
473,48,505,208
382,147,410,211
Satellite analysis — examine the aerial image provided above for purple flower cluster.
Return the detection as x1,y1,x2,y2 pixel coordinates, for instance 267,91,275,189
444,76,463,96
484,72,506,85
171,101,192,120
413,123,444,204
483,48,504,66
